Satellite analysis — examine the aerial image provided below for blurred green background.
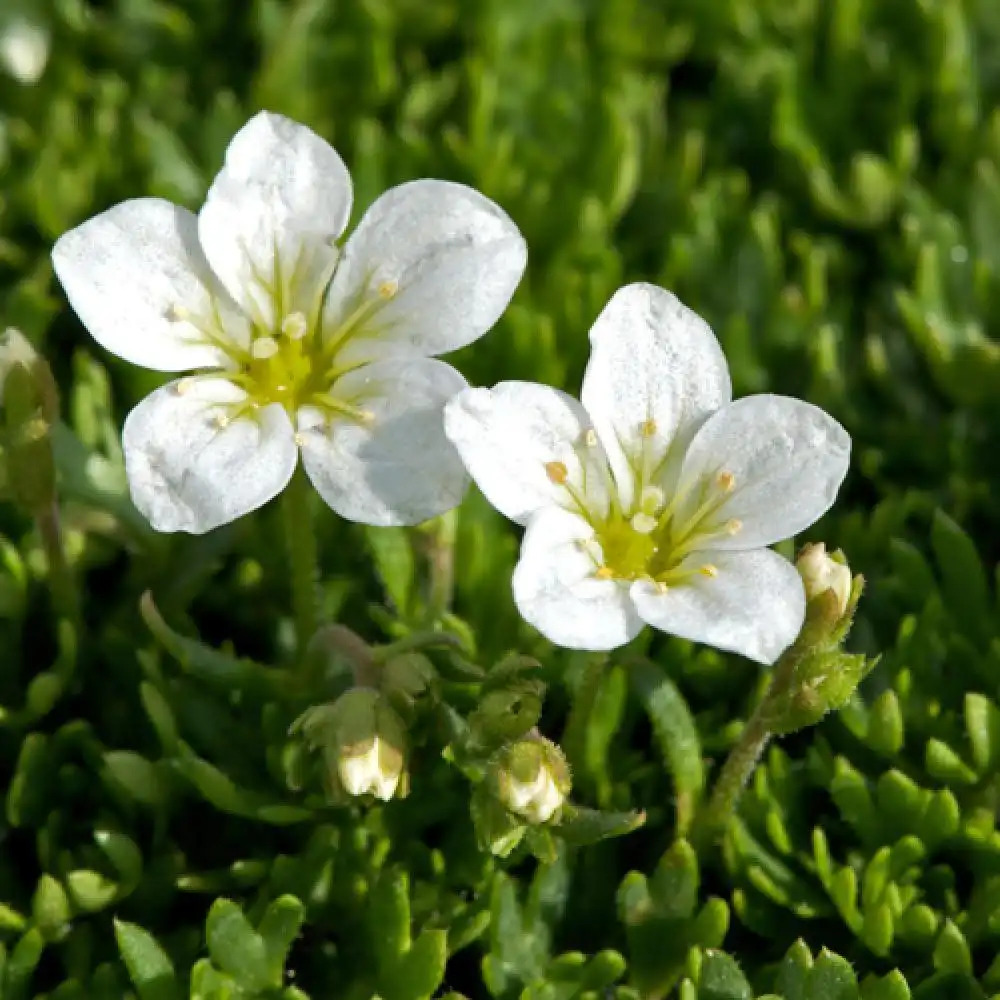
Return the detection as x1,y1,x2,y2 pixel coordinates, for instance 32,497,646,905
5,0,1000,997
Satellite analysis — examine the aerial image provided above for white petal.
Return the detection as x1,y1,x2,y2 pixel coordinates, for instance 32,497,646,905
512,507,644,651
198,112,352,327
630,548,805,664
123,377,297,533
322,179,526,362
444,382,610,527
52,199,248,371
581,283,731,510
675,394,851,550
298,358,469,526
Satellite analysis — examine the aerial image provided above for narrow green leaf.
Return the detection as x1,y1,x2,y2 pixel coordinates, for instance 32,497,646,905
205,898,271,992
630,661,703,833
114,919,181,1000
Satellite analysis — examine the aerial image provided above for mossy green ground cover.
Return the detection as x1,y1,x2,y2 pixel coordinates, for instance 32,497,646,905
3,0,1000,997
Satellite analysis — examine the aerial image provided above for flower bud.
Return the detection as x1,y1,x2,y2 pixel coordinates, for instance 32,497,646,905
494,736,571,824
796,543,851,616
291,687,408,803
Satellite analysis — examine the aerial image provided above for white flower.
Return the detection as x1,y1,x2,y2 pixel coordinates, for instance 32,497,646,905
0,17,49,85
52,112,526,533
339,735,403,802
444,282,851,664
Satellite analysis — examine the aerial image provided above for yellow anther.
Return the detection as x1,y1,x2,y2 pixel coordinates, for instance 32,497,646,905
293,431,307,447
717,470,736,492
700,564,719,578
640,418,657,438
165,303,192,323
377,279,399,300
640,486,665,514
655,580,670,593
545,460,569,484
630,512,657,535
725,518,743,535
584,428,598,447
595,566,615,580
212,412,231,429
251,336,279,360
174,377,195,395
358,409,376,426
281,311,308,340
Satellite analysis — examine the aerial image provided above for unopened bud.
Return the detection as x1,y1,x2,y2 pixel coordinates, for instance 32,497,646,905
796,543,851,617
339,732,404,801
291,687,407,802
494,736,570,824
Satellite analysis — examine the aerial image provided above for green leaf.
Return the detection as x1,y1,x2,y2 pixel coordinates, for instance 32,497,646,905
808,949,859,1000
205,898,271,993
557,804,645,846
931,509,990,644
932,919,972,976
629,660,703,833
964,692,1000,772
102,750,164,807
386,929,448,1000
861,970,911,1000
697,950,752,1000
258,895,305,982
66,870,118,912
32,875,70,937
140,682,179,754
370,869,412,968
114,919,181,1000
4,928,45,1000
365,525,414,615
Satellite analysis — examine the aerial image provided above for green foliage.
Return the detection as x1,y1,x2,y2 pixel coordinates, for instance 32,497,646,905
3,0,1000,997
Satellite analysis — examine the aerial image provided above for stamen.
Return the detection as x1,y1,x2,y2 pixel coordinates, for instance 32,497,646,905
595,566,615,580
716,470,736,492
700,564,718,578
281,312,308,340
175,378,196,396
545,461,569,484
212,412,231,429
630,512,657,534
584,428,598,447
640,418,657,438
377,279,399,299
310,392,376,426
251,336,279,360
294,431,307,447
640,486,665,514
165,303,192,323
725,518,742,535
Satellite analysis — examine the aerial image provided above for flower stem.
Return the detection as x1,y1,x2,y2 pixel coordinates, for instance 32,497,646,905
283,467,320,656
692,636,808,849
36,500,80,629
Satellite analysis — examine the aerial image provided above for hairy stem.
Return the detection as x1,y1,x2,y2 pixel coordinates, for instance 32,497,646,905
283,467,320,656
693,637,808,848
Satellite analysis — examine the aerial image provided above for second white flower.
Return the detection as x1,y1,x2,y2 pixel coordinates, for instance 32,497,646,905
444,282,851,663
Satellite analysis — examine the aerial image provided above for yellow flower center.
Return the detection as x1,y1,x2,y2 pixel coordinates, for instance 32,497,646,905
168,277,399,428
579,465,741,586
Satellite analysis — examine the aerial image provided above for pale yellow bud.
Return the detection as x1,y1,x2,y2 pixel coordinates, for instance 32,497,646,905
796,542,851,616
494,737,571,824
